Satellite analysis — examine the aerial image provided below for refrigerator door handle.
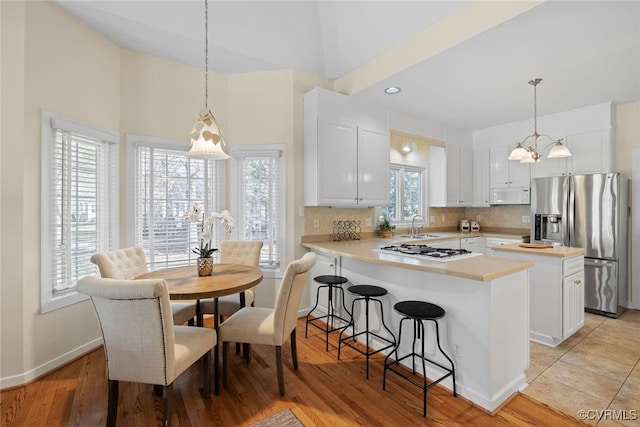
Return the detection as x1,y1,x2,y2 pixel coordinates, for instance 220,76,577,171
565,178,574,247
584,259,615,268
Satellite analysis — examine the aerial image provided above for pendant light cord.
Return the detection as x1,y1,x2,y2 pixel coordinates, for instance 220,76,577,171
204,0,209,110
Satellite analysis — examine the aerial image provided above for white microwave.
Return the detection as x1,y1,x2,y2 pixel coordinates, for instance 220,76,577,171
490,187,530,205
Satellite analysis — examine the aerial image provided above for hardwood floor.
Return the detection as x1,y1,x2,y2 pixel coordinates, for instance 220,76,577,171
1,317,586,427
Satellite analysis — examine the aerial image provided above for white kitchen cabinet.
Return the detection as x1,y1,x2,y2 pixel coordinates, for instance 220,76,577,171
460,236,485,254
496,249,585,347
446,147,473,207
531,129,614,178
304,87,389,207
563,270,585,337
307,252,339,315
429,145,446,207
485,237,522,256
490,145,531,188
433,238,460,249
472,147,491,207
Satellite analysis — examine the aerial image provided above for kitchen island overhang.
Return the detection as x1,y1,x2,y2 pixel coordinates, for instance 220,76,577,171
302,239,534,413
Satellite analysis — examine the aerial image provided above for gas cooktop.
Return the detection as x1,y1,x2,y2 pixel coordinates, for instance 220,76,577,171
375,244,482,262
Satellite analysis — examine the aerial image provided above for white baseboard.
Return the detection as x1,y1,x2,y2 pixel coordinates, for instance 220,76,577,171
0,338,103,390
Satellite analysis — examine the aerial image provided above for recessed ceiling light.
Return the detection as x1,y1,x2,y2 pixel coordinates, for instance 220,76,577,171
384,87,401,95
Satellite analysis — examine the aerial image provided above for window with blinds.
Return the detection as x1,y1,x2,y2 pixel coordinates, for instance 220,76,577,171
131,138,224,271
230,146,285,274
40,112,118,313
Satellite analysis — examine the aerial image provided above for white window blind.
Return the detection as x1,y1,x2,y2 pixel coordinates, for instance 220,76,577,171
132,140,224,271
230,147,285,273
41,112,118,312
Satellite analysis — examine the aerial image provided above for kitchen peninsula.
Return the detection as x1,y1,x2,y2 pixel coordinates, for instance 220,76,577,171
301,238,533,412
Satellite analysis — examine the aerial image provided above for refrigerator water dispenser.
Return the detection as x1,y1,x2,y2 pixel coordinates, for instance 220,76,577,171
534,214,563,243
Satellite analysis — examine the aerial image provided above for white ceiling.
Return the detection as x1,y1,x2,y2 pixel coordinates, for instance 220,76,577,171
55,0,640,131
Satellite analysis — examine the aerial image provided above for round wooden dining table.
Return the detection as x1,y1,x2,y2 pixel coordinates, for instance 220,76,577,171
137,263,263,394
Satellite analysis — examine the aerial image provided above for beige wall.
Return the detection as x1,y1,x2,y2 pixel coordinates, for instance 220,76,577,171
616,101,640,178
1,1,121,386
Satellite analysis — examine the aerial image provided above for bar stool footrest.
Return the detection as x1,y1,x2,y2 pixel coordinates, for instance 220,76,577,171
306,314,351,334
384,352,454,391
339,330,395,358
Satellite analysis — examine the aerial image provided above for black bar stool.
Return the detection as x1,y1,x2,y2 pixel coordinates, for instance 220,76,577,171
305,275,352,351
383,300,456,417
338,284,396,379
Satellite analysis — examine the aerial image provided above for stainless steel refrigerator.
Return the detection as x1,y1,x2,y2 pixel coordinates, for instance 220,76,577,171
531,173,629,317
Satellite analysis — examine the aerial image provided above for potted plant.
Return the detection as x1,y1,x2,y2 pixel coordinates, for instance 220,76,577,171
377,217,396,238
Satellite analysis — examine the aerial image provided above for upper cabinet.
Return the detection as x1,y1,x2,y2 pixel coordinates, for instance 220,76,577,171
304,88,390,207
532,129,614,178
490,144,531,188
429,145,446,207
472,147,491,207
446,147,473,207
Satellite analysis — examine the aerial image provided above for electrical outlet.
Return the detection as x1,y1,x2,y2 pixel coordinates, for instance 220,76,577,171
365,217,372,226
476,215,481,221
430,215,436,224
313,219,320,229
441,215,446,223
522,215,531,224
298,207,304,217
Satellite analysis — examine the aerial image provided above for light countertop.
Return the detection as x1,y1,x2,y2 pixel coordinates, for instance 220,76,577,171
491,243,585,258
301,239,533,282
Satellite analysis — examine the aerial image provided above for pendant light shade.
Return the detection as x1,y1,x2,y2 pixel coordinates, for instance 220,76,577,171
187,109,229,160
508,78,571,163
186,0,229,160
547,140,572,158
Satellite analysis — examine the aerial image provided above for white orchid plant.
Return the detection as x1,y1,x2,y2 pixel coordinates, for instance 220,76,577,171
185,203,235,258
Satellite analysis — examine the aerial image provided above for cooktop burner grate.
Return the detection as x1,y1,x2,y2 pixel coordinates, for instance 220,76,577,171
378,244,474,259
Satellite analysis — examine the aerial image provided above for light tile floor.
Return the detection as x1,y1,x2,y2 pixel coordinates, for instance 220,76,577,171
524,309,640,427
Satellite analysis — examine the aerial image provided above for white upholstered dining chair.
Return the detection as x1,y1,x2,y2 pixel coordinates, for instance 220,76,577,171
77,276,217,427
219,252,316,395
199,240,263,318
90,247,197,326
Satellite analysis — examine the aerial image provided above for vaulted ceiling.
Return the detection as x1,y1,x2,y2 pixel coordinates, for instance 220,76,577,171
55,0,640,130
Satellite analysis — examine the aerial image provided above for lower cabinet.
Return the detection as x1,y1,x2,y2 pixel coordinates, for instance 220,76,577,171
495,251,585,347
563,270,585,338
460,236,485,254
485,237,521,256
308,252,338,315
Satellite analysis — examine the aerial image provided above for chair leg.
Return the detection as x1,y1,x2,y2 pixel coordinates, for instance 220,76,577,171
107,380,118,427
290,329,298,370
162,383,173,427
188,318,195,326
276,346,285,395
236,342,241,355
243,343,252,363
203,350,211,398
222,342,229,388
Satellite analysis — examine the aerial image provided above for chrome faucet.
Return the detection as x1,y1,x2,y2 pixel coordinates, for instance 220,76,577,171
411,215,425,238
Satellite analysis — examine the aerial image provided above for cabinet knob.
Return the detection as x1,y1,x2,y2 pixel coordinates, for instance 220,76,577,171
329,263,334,267
576,279,582,284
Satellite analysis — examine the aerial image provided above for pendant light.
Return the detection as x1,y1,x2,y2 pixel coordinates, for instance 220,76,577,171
508,78,571,163
186,0,229,160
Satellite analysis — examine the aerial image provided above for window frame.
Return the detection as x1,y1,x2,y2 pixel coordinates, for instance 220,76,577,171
228,144,286,279
379,162,428,227
40,110,119,313
125,134,226,270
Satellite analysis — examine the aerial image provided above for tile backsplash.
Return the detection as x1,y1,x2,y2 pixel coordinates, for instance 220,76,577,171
303,205,531,235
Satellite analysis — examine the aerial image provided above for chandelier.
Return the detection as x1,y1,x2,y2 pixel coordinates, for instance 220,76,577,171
508,78,571,163
186,0,229,160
